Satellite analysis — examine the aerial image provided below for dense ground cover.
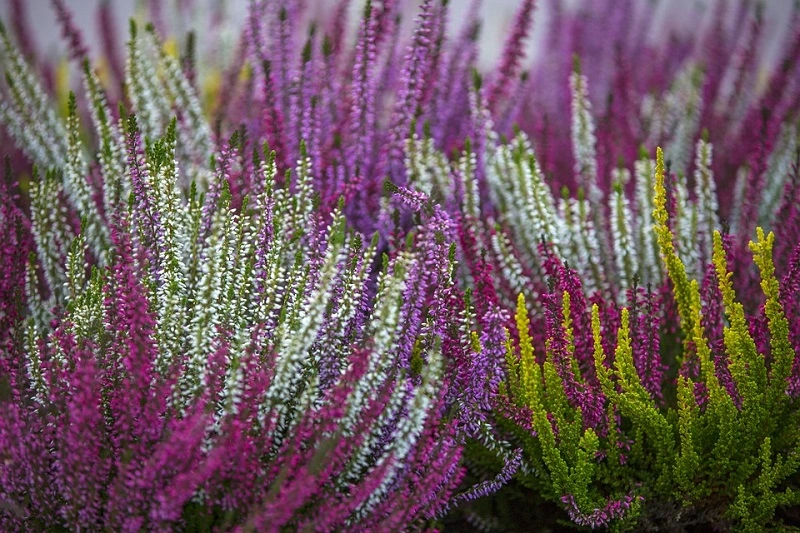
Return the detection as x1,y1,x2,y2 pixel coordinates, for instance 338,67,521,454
1,0,800,531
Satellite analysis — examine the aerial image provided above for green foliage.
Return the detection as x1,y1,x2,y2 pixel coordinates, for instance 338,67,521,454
498,147,800,531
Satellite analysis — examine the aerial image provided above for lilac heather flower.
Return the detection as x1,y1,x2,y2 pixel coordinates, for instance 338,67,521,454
448,448,523,509
486,0,536,114
385,0,438,165
561,491,642,529
50,0,89,62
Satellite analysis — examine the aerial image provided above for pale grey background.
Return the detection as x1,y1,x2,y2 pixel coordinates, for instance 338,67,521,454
1,1,796,75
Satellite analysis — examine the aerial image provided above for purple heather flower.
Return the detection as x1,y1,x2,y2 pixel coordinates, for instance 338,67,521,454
561,491,642,529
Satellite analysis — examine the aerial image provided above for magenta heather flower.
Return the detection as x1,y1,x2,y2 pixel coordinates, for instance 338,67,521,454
0,170,30,384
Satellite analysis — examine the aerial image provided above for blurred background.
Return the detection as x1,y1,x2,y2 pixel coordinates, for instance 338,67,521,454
2,0,796,69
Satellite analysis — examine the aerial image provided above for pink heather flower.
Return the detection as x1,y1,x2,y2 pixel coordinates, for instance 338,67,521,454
561,491,643,529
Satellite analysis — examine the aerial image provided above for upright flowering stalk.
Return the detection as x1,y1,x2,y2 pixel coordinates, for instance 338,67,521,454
0,167,30,391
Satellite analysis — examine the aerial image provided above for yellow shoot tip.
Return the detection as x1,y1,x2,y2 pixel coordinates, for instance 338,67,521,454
514,293,539,410
203,71,222,113
56,60,71,119
239,63,253,83
470,330,482,353
591,303,613,392
712,230,727,279
748,226,774,256
163,38,179,60
561,291,575,357
515,293,532,355
590,304,602,357
653,147,667,225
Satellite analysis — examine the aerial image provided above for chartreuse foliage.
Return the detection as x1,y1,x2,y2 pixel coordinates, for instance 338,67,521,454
502,148,800,531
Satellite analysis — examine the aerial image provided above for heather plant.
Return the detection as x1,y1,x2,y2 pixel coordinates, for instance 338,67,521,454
0,18,468,531
401,54,800,529
492,149,800,531
421,1,800,529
